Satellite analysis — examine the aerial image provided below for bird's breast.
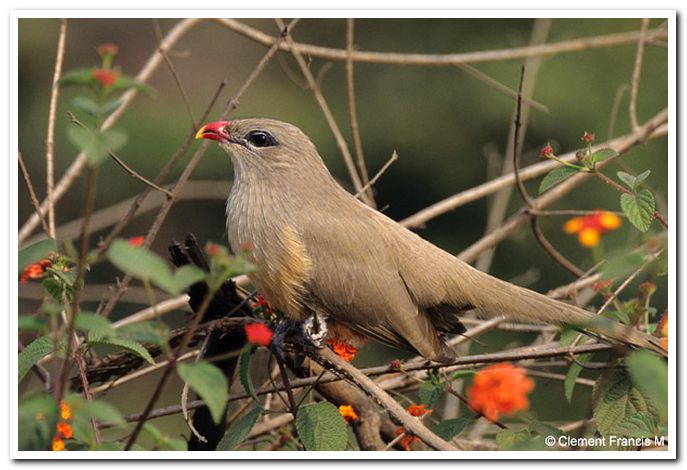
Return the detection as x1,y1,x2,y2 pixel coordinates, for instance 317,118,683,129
226,185,312,320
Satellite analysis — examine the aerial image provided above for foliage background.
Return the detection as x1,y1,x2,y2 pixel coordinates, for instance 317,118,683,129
17,18,668,445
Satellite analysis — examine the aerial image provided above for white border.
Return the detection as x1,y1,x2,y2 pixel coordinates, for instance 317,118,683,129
9,9,677,461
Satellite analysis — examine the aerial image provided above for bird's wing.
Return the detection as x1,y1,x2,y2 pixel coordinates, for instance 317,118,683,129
299,208,454,361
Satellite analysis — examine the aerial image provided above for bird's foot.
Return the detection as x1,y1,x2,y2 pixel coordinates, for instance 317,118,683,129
302,313,329,349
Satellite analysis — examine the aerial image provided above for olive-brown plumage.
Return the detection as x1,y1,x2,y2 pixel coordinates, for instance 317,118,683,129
197,118,666,362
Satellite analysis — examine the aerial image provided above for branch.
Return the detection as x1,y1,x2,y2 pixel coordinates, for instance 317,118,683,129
215,20,666,67
305,347,460,451
45,18,68,240
629,18,650,132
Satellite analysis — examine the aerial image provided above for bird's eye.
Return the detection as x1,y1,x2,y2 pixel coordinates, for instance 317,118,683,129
245,130,278,148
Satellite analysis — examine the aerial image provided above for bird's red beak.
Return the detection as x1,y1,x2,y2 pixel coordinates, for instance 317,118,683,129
195,121,231,144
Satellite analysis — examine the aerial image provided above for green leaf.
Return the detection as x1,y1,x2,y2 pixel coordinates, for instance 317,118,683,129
434,417,470,441
602,310,631,325
108,74,156,97
539,166,579,193
450,370,475,381
177,362,228,425
116,321,170,346
592,368,660,436
18,315,47,332
496,428,531,450
170,265,206,294
634,169,651,188
627,350,668,421
620,190,655,232
86,399,125,426
18,238,57,274
527,420,564,439
76,312,115,338
239,349,259,403
295,401,348,451
106,239,176,293
19,335,56,382
655,249,668,276
71,96,101,117
101,98,123,115
216,407,263,450
89,336,154,365
617,171,637,190
42,277,64,303
559,327,579,347
418,380,445,406
67,126,128,166
591,148,618,163
615,413,657,438
60,68,97,87
18,393,59,451
564,353,592,402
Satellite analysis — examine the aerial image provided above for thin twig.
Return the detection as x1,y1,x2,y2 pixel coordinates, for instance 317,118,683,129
67,112,173,197
512,65,533,207
597,250,661,316
530,218,584,277
629,18,650,132
346,19,374,207
354,151,399,198
152,19,197,129
607,84,630,140
18,152,51,237
45,19,68,240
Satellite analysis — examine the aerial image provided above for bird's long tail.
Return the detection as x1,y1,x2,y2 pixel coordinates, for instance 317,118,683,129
461,266,666,357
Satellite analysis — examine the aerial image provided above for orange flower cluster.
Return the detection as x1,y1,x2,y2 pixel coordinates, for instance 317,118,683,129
394,403,433,451
563,211,622,248
326,339,358,362
407,403,431,417
52,401,73,451
338,405,359,423
20,259,52,284
97,43,119,57
244,322,273,347
467,363,534,422
395,427,420,451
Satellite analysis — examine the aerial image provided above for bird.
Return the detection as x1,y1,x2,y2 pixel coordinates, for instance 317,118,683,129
195,118,666,362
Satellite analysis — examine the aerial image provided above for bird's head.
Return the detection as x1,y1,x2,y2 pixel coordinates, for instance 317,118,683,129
196,118,328,180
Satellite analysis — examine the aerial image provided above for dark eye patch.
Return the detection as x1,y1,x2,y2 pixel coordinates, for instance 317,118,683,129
245,130,278,148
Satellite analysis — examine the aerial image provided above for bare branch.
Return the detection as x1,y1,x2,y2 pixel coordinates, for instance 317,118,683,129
217,18,666,81
45,19,68,240
629,18,651,132
18,152,50,237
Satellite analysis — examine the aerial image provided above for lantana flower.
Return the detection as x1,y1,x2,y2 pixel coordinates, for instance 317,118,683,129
467,362,534,422
563,210,622,248
326,339,358,362
244,322,273,347
338,405,359,423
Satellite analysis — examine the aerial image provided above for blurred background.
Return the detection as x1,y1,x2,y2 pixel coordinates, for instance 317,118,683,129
18,17,668,446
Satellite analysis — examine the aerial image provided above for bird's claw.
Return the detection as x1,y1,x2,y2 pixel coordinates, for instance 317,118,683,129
302,313,328,348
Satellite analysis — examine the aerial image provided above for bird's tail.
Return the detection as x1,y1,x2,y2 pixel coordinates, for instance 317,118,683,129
461,266,667,357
